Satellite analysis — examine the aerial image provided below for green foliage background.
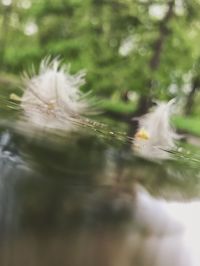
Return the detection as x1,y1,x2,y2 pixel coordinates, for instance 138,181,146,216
1,0,200,133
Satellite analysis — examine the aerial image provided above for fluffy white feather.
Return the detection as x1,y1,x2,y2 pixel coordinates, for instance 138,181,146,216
133,99,178,159
20,58,88,130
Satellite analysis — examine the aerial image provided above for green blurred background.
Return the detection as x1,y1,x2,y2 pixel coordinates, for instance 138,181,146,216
1,0,200,135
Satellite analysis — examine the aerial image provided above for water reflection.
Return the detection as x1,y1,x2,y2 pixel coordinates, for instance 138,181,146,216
134,186,200,266
1,119,200,266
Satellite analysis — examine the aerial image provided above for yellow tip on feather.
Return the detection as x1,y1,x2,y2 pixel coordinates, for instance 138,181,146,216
10,93,22,102
135,128,150,140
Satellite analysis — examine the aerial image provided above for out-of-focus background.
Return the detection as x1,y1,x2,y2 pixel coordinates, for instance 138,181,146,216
0,0,200,135
2,3,200,266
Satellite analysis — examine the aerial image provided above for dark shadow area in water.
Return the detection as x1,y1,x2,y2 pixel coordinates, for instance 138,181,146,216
0,118,200,266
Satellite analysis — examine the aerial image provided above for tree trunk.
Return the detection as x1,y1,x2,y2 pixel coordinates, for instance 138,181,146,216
185,76,200,116
149,0,174,71
129,0,175,137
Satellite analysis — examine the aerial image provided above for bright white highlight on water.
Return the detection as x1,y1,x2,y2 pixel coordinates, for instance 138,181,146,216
135,187,200,266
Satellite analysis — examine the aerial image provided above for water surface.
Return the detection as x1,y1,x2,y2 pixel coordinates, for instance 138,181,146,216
0,110,200,266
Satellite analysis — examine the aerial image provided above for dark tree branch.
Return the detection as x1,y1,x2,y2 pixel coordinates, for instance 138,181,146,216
127,1,175,137
185,76,200,116
138,2,175,106
149,1,175,70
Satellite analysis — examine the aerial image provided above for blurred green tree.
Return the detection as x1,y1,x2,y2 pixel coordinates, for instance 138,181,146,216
1,0,200,122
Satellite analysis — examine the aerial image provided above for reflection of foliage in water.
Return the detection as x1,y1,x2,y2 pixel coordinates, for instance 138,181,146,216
0,114,200,237
1,114,200,265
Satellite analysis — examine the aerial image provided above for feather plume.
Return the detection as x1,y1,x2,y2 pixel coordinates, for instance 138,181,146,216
20,57,88,130
133,99,178,159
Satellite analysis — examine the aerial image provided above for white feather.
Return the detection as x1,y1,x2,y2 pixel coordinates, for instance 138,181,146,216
133,100,178,159
21,58,88,130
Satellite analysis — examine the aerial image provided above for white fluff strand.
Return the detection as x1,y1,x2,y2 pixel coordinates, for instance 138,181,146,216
20,58,88,130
